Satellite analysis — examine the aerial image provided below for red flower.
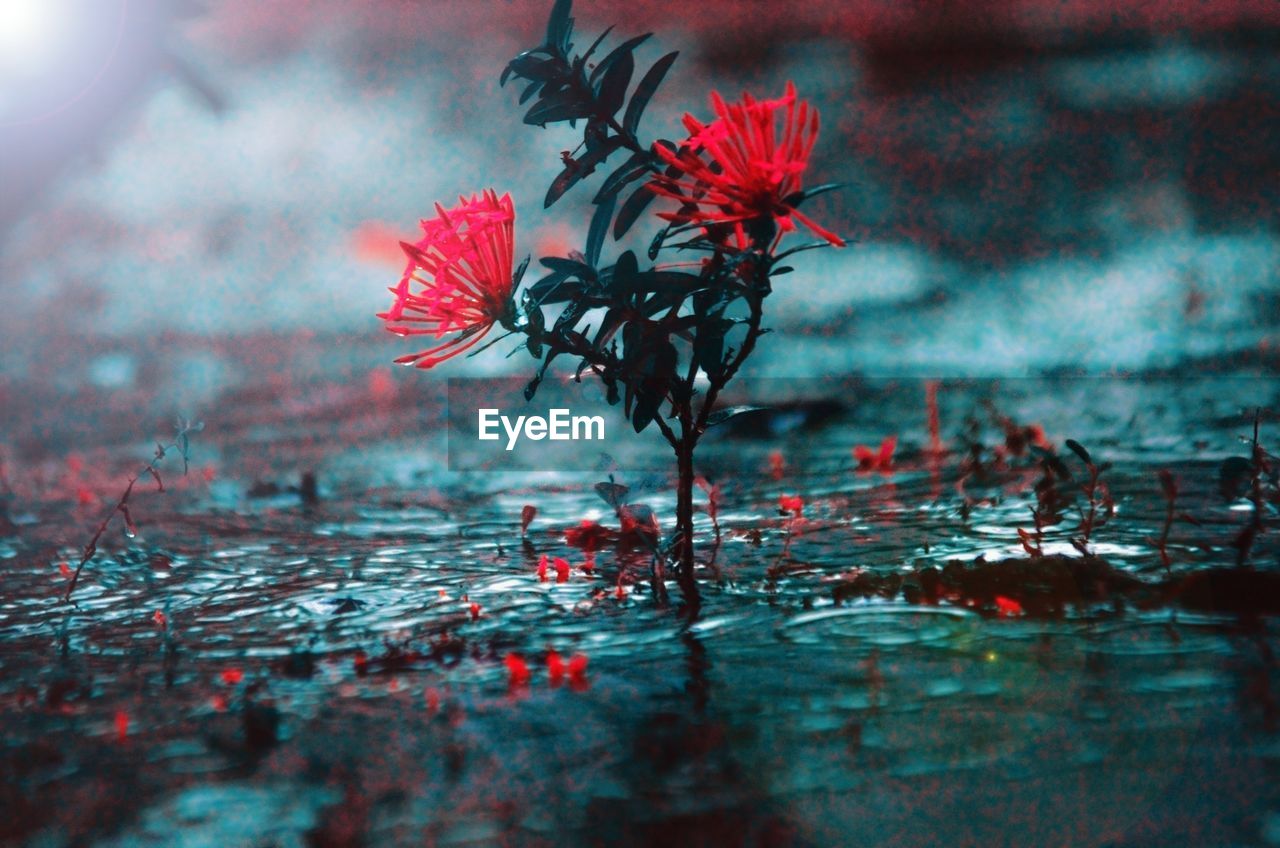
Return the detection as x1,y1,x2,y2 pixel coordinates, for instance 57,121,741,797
649,82,844,247
379,189,517,369
779,495,804,516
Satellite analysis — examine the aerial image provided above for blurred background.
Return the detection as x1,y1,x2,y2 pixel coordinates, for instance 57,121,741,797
2,0,1278,454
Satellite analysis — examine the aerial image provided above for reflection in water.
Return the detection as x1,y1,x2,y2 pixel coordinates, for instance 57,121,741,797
0,378,1276,845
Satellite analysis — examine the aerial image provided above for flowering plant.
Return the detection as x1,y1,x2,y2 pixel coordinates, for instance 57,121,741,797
380,0,843,608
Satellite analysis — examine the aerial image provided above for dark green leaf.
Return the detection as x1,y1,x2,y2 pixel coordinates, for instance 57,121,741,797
594,151,651,204
525,96,591,126
610,250,639,294
508,53,561,81
585,192,616,267
706,405,765,428
781,182,844,207
630,340,676,433
545,136,625,208
519,80,542,104
694,317,734,381
526,271,581,305
597,50,633,116
594,481,629,507
647,224,668,260
545,0,573,52
580,24,614,64
590,33,651,84
540,256,596,278
1065,439,1092,465
613,182,655,240
623,51,678,135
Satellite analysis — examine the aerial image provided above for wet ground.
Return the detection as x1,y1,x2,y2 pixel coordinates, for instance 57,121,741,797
0,369,1277,846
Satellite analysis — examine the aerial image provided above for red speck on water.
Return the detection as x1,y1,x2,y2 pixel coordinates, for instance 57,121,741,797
779,495,804,516
220,668,244,685
537,554,548,582
425,687,441,714
995,596,1024,618
546,650,565,684
114,711,128,741
201,465,217,483
211,695,228,712
57,562,72,579
76,487,95,506
769,450,785,480
469,602,481,621
521,504,537,536
353,651,369,675
554,557,570,583
504,654,531,687
152,611,167,629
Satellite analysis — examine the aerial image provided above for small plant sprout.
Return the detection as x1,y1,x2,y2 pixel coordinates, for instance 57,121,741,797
1228,409,1275,568
1151,469,1178,574
376,0,845,609
1063,439,1113,556
62,418,203,603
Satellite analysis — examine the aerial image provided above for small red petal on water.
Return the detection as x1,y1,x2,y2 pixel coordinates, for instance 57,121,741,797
58,562,72,579
152,611,167,629
876,435,897,469
521,505,537,536
567,654,589,689
505,654,531,687
537,554,548,582
995,596,1023,618
220,668,243,685
201,465,217,483
554,557,570,583
769,450,785,480
425,687,441,713
353,651,369,675
546,650,565,684
469,602,481,621
114,710,128,740
779,495,804,516
76,487,95,505
211,694,228,712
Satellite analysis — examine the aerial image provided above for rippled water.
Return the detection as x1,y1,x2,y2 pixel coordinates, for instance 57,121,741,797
1,377,1277,847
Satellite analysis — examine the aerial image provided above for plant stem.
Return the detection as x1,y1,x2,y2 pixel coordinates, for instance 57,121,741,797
673,434,698,608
